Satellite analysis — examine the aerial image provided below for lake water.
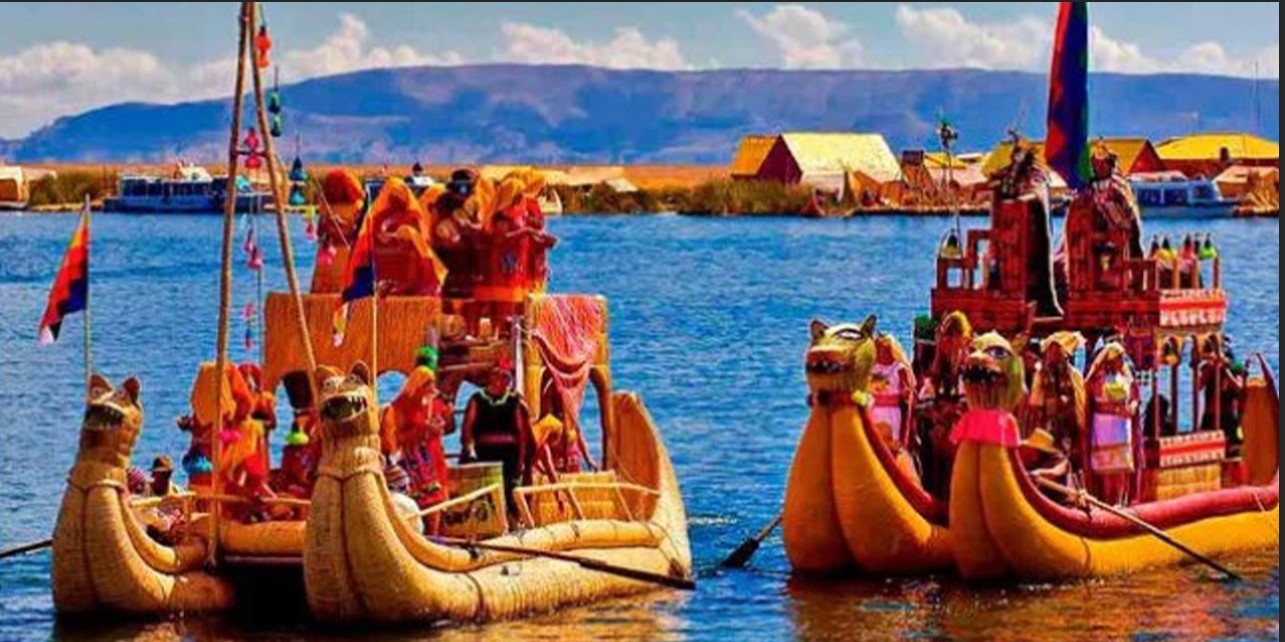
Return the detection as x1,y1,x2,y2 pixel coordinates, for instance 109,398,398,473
0,212,1279,641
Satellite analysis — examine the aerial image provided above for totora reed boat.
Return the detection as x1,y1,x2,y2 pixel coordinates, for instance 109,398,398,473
50,0,690,624
783,318,952,576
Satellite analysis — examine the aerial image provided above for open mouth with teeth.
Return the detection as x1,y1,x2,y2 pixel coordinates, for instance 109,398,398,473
84,404,127,432
962,361,1007,386
321,393,370,424
806,355,855,377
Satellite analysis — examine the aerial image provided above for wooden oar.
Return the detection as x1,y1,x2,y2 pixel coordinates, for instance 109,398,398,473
720,513,783,569
0,539,53,562
434,537,695,591
1034,478,1243,581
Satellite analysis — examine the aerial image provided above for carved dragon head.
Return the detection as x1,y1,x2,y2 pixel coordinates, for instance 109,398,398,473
79,375,144,469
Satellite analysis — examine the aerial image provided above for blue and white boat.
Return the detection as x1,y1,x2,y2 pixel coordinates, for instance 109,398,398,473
104,164,269,214
1130,172,1238,218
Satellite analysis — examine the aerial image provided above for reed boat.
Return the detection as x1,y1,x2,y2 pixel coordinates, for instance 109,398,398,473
923,3,1281,581
783,318,953,576
255,291,692,624
950,342,1279,581
52,377,235,616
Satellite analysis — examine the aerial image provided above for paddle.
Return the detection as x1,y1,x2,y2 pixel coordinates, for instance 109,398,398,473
720,513,783,569
0,539,53,562
1034,478,1243,581
434,537,696,591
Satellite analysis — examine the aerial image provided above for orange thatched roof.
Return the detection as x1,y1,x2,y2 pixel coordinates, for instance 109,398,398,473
730,135,778,177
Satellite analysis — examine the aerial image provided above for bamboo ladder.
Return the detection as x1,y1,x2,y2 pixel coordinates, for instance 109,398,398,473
209,1,318,566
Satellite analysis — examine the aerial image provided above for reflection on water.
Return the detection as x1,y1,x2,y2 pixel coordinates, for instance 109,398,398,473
0,213,1278,642
786,551,1279,641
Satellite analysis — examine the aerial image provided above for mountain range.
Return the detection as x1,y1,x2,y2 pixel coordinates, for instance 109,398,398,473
2,65,1278,165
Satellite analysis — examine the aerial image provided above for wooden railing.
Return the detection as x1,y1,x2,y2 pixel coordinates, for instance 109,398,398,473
514,482,661,529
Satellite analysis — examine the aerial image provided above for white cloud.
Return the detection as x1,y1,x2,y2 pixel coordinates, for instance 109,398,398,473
499,23,689,70
284,13,462,79
0,14,463,139
895,4,1278,80
738,5,864,70
894,5,1047,71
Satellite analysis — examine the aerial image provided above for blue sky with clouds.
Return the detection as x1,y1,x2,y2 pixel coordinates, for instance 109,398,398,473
0,2,1278,138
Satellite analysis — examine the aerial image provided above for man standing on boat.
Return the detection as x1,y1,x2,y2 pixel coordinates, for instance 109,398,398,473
461,363,533,518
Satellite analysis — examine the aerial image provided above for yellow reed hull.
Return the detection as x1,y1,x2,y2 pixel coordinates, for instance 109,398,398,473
954,442,1279,581
52,463,235,616
304,393,692,625
784,402,952,575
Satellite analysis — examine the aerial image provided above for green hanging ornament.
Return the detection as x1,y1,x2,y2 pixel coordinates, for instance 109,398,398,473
290,156,308,183
270,114,284,139
289,184,308,207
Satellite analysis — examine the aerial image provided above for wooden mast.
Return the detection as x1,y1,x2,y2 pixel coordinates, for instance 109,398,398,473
210,0,253,566
82,195,94,403
249,1,319,387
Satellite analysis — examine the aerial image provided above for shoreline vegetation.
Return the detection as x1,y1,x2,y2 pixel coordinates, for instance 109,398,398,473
13,164,1279,219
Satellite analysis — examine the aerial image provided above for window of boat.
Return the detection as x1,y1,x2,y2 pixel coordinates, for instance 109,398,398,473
148,183,164,197
1194,185,1216,201
1163,188,1188,206
1137,187,1161,206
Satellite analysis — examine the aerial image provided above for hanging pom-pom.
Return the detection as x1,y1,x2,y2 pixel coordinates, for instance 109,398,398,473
245,154,263,171
290,157,308,183
305,220,317,242
248,247,265,272
255,26,273,69
244,128,261,152
289,184,308,207
270,115,284,139
269,89,284,115
243,303,256,321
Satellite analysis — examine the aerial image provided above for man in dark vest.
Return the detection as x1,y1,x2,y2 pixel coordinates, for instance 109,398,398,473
461,363,531,516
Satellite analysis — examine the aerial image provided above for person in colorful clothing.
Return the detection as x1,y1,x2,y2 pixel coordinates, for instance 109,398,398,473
870,334,916,451
1086,343,1141,506
531,376,597,478
1029,332,1088,465
381,368,451,533
462,365,532,517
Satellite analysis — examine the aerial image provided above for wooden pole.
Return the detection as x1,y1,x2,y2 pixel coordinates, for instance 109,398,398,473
249,2,318,390
82,195,94,402
1035,477,1243,581
210,1,253,567
434,537,696,591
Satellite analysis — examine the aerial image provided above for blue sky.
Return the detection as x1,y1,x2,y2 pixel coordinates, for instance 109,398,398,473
0,2,1278,138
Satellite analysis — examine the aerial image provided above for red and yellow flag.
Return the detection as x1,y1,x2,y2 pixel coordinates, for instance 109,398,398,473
38,212,90,345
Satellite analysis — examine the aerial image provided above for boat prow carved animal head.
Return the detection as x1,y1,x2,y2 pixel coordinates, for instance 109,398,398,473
315,363,377,441
806,316,878,396
962,333,1026,413
79,374,144,469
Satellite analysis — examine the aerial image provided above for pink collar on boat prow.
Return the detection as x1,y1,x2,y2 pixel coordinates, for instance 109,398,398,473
951,409,1022,448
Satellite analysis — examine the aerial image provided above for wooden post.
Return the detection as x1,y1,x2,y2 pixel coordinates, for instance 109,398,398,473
210,1,253,567
249,2,318,393
82,196,94,402
1170,363,1181,432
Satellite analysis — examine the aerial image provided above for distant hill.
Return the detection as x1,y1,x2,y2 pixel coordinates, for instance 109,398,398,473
7,65,1279,165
